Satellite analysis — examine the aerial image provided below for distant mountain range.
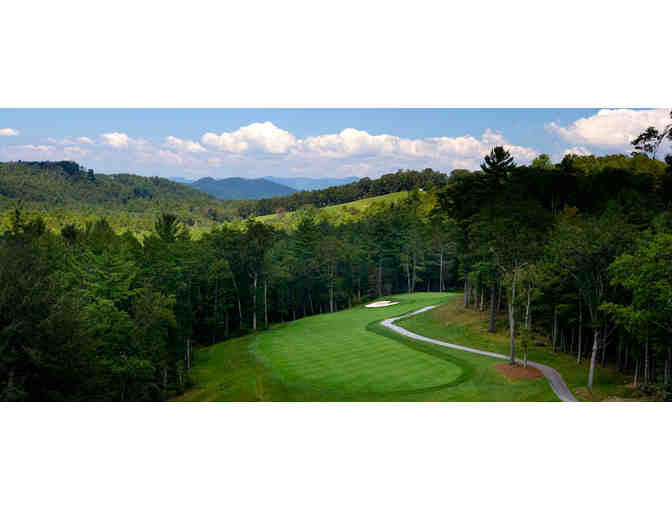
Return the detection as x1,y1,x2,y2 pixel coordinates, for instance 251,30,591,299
263,176,359,191
186,177,296,200
166,175,361,200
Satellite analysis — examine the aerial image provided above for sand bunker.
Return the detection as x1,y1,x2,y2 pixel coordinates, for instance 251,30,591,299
365,300,400,308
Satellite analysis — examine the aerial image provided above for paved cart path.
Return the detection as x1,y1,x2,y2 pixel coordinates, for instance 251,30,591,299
381,305,578,402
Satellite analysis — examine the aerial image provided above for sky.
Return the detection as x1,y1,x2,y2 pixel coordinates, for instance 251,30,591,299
1,109,669,180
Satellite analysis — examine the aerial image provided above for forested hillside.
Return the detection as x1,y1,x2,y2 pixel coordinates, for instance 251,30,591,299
257,191,413,229
188,177,297,200
234,168,449,217
0,161,233,232
0,162,446,232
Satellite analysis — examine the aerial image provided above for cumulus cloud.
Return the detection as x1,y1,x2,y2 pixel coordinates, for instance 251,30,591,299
156,150,184,165
2,122,539,178
64,146,89,158
48,136,97,146
0,128,20,136
546,109,671,151
291,126,537,171
18,144,54,152
100,132,131,148
164,136,206,153
562,146,592,157
202,121,297,154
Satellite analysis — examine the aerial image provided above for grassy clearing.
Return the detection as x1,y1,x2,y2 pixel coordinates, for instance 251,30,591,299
177,292,558,402
256,191,410,229
396,298,634,401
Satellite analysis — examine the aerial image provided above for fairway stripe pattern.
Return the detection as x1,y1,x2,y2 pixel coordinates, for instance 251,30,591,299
381,306,578,402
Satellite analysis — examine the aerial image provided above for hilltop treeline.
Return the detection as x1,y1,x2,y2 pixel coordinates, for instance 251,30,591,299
438,142,672,393
0,161,234,231
0,162,449,231
235,168,449,217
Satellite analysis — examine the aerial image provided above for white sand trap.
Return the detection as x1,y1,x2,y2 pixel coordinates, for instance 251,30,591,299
365,300,400,308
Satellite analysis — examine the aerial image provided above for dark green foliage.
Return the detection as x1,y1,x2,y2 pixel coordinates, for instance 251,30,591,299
234,168,449,217
435,140,672,393
480,146,516,185
0,160,234,232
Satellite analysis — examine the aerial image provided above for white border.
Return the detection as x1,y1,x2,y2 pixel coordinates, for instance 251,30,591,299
2,2,672,509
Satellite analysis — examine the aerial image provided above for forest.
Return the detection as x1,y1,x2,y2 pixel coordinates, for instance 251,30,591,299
1,116,672,400
0,161,448,233
233,168,450,218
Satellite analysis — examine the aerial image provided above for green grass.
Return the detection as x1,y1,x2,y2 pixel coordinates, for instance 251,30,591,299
396,299,634,401
256,191,410,229
177,292,559,401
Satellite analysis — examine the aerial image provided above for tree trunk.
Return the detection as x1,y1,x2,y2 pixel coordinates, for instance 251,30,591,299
464,279,468,307
480,287,485,312
406,260,412,293
508,270,518,364
264,280,268,327
329,286,334,313
665,348,670,386
633,357,639,388
232,276,243,322
377,261,383,297
497,280,503,313
439,250,444,292
552,307,558,353
525,285,531,330
252,273,258,331
577,304,582,364
488,280,496,333
644,338,649,385
588,329,599,390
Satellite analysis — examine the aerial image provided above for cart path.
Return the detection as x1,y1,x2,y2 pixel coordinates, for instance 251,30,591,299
381,305,578,402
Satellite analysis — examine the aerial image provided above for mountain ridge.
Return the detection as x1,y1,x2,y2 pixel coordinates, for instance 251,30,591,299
188,177,296,200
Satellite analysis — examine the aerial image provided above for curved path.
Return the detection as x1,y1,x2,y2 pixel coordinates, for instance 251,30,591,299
381,305,578,402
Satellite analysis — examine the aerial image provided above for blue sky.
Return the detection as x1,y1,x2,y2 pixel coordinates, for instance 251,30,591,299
1,109,668,179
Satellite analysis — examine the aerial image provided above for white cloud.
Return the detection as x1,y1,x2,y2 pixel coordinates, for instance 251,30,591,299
546,109,671,151
47,135,99,146
0,128,20,136
156,150,184,165
291,126,537,171
64,146,89,157
100,132,130,148
18,144,54,152
562,146,592,157
202,121,297,154
3,122,539,178
164,135,206,153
